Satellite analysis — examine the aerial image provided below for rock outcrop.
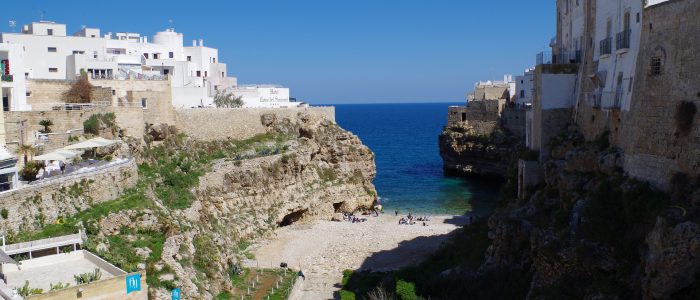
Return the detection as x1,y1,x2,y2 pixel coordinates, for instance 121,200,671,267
439,123,521,178
87,112,376,298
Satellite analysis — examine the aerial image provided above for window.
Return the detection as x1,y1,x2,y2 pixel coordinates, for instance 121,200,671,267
651,57,662,75
196,71,201,77
153,53,159,59
169,52,174,59
72,50,85,55
221,72,224,77
26,91,31,97
163,69,169,75
91,35,96,38
48,68,58,72
628,76,634,92
204,71,208,77
461,113,467,122
187,56,191,62
213,58,216,63
520,90,525,98
112,90,116,96
144,53,149,59
47,29,53,36
48,47,57,52
636,13,640,23
141,98,147,108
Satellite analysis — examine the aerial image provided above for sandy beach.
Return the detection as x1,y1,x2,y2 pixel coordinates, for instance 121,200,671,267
245,213,468,300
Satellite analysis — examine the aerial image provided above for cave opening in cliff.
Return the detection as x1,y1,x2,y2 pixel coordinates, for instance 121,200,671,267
333,201,346,213
280,209,308,227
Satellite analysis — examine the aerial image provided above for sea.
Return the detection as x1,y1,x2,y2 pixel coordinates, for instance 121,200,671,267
334,102,501,216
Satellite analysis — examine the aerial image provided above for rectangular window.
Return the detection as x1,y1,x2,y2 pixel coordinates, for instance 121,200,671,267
153,53,159,59
221,72,224,77
169,52,174,59
141,98,147,108
520,90,525,98
651,57,662,75
196,71,201,77
47,29,53,36
72,50,85,55
187,56,191,62
48,47,57,52
112,90,116,96
48,68,58,72
144,53,149,59
204,71,208,77
636,13,640,23
213,58,216,63
26,91,31,97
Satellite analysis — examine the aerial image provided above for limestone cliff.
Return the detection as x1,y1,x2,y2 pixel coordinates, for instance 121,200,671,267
439,124,520,178
11,111,376,299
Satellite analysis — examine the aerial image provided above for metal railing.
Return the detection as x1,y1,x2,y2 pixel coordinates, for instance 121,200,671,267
616,29,631,50
600,37,613,56
586,91,622,109
537,49,581,65
31,102,110,111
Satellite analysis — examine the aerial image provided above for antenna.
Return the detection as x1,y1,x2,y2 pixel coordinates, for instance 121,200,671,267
9,20,16,32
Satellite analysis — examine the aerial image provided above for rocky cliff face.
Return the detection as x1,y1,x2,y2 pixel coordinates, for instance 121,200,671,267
15,112,376,299
476,127,700,299
439,123,521,178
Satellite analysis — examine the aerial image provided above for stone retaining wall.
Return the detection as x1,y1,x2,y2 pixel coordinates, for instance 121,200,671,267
0,159,138,232
175,107,336,141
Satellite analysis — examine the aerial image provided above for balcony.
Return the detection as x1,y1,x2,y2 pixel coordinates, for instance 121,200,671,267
600,37,612,57
0,74,12,82
616,30,631,52
537,49,582,65
587,91,622,109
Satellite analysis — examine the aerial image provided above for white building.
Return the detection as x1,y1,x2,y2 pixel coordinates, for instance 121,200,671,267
514,68,535,105
590,0,643,111
228,84,301,108
0,21,238,109
467,74,515,102
0,43,29,111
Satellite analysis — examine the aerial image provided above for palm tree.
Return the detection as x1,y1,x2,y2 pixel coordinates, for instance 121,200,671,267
39,119,54,133
17,144,35,164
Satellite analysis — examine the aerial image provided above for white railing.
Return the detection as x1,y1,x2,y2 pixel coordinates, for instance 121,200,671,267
3,231,83,255
31,102,110,111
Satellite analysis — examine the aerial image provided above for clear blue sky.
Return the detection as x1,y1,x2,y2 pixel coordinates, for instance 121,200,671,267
4,1,555,104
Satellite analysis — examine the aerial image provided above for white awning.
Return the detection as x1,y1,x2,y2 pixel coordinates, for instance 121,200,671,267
33,149,82,162
64,137,120,150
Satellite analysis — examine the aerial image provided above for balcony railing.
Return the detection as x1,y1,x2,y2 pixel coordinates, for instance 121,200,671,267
600,37,613,56
537,49,581,65
587,91,622,109
616,30,631,50
0,74,12,82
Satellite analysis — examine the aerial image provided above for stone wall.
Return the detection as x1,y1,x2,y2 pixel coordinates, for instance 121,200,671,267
619,0,700,189
27,271,148,300
175,107,336,141
500,106,527,138
446,100,502,135
4,107,145,153
26,79,111,108
0,159,138,232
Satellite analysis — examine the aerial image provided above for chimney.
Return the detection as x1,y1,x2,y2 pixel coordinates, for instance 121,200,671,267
144,36,148,43
193,40,197,47
199,39,204,47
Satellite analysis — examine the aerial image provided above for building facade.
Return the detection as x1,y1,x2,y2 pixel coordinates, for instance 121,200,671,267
0,21,238,108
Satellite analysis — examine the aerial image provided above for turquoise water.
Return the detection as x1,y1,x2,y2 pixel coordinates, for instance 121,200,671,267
334,102,501,215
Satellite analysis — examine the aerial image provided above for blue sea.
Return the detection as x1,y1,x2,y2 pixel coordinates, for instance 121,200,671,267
334,102,501,216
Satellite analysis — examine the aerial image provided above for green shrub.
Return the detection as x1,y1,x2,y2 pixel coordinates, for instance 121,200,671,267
0,208,8,219
74,268,102,285
396,280,418,300
20,161,44,181
339,290,356,300
342,269,353,287
17,281,43,297
83,113,117,135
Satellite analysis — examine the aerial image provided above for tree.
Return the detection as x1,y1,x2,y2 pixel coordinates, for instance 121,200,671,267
62,77,93,103
17,144,35,164
39,119,54,133
213,90,244,108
